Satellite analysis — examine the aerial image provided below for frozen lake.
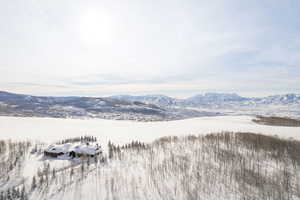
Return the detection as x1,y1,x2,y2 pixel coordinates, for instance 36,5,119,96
0,116,299,144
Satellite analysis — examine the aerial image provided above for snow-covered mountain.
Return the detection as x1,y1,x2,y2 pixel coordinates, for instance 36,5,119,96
111,94,181,107
185,93,249,107
1,91,300,121
110,93,300,119
253,94,300,105
112,93,248,107
0,91,219,121
112,93,300,107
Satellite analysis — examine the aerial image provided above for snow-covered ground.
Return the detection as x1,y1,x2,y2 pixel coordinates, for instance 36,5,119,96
1,116,300,200
0,115,299,145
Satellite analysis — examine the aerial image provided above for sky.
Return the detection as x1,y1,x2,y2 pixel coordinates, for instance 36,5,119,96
0,0,300,98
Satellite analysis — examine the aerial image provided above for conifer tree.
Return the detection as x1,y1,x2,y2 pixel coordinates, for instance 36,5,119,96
70,168,74,177
52,168,56,179
31,176,37,190
108,141,113,159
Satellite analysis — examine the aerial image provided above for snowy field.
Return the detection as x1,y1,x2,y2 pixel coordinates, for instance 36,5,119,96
0,115,299,144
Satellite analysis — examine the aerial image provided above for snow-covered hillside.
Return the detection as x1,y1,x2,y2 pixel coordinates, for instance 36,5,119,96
38,133,300,200
1,130,300,199
111,94,182,107
1,116,300,200
112,93,300,119
113,93,300,107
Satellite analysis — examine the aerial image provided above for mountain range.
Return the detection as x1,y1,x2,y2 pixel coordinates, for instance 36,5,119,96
112,93,300,107
1,91,300,121
0,91,218,121
113,93,300,119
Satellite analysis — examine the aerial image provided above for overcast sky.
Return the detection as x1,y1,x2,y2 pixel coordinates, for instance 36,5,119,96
1,0,300,97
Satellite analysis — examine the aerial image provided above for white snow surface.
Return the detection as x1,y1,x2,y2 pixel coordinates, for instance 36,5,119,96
0,115,299,144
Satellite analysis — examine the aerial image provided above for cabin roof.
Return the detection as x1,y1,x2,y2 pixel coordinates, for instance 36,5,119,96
45,142,101,155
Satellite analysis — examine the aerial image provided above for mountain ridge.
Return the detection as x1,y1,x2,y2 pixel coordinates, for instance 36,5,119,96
0,91,219,121
111,92,300,107
1,91,300,120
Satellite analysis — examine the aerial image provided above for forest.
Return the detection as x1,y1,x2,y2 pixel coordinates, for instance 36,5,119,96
0,132,300,199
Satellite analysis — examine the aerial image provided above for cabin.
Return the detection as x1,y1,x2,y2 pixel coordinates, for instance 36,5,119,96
44,144,69,157
68,143,102,158
44,142,102,158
